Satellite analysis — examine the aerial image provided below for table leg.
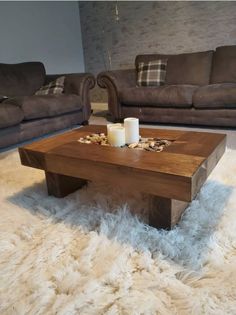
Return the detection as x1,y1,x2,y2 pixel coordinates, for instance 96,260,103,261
45,171,87,198
148,195,189,230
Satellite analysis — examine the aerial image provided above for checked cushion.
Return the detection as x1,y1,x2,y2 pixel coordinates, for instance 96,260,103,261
35,76,65,95
137,59,167,87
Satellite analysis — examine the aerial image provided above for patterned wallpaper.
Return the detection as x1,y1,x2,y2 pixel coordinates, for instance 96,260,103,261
79,1,236,101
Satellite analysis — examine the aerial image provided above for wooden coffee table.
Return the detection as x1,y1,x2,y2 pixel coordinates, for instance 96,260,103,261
19,125,226,229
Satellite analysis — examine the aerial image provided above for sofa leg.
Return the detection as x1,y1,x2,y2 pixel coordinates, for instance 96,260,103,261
82,120,89,126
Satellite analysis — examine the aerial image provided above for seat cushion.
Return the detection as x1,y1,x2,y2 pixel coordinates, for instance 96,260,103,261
0,103,24,128
0,62,46,97
193,83,236,109
211,45,236,84
5,94,82,120
119,85,198,108
136,51,213,86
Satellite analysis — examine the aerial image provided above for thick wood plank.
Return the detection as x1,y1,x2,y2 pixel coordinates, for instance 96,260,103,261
165,131,226,158
18,126,227,202
190,135,226,199
19,129,84,154
19,148,47,169
19,125,226,156
45,154,192,201
191,161,207,199
148,195,189,229
18,125,227,229
45,172,87,198
203,135,226,177
48,141,205,177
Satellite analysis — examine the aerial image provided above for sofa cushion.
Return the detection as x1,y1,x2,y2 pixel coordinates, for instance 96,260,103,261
5,94,82,120
0,103,24,128
119,85,198,108
35,76,65,95
0,62,46,97
193,83,236,109
136,51,213,86
137,59,167,87
166,51,213,85
211,45,236,84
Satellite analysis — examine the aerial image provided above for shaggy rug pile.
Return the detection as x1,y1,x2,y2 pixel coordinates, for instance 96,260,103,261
0,148,236,315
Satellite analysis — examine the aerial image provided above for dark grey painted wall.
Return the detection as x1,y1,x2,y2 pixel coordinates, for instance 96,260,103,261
79,1,236,101
0,2,84,74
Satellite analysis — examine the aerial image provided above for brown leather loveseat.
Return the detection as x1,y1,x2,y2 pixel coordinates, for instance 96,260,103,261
0,62,95,149
97,45,236,127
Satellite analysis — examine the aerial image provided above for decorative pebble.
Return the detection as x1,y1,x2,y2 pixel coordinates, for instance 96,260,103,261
77,133,172,152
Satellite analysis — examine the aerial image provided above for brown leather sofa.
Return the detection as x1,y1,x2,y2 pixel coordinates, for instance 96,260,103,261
0,62,95,149
97,45,236,127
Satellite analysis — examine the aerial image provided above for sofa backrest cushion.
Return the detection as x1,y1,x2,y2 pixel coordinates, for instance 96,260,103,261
0,62,46,97
210,45,236,83
135,50,213,86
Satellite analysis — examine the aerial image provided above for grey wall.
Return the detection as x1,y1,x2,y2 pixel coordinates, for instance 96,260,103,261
79,1,236,101
0,1,84,74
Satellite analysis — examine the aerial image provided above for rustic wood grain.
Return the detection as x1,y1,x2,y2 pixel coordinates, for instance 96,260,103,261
45,172,87,198
19,148,47,170
18,125,227,229
149,195,189,229
48,141,204,177
45,154,192,201
164,131,226,158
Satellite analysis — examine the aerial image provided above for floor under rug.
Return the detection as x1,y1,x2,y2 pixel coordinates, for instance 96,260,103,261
0,148,236,315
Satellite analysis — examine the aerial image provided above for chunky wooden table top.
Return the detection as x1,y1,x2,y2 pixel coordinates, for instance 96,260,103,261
19,125,226,203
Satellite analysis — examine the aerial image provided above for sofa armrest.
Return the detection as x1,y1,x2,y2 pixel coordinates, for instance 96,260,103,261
97,69,136,90
97,69,136,121
45,73,95,122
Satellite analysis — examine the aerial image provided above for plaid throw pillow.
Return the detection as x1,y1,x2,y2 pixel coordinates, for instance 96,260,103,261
0,95,8,103
137,60,167,87
35,76,65,95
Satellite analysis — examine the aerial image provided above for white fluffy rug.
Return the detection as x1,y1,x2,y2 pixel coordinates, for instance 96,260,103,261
0,148,236,315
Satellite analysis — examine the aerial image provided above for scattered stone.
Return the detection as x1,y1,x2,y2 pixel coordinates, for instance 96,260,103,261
128,143,139,149
77,133,172,152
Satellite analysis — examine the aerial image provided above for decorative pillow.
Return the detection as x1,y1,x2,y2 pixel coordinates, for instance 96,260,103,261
35,76,65,95
0,95,8,103
137,59,167,87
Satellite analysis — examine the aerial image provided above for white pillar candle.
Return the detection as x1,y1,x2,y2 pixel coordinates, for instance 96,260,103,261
124,117,139,144
107,123,122,143
108,126,126,147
